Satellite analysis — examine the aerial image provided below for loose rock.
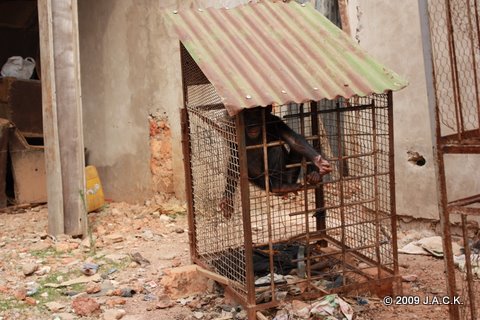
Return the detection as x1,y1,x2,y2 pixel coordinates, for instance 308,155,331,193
72,297,101,316
86,282,102,294
103,308,126,320
22,263,38,276
156,294,174,309
45,301,66,312
402,274,418,282
14,288,27,300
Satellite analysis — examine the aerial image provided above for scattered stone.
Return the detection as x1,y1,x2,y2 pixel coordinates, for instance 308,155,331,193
86,283,102,294
14,288,27,300
144,293,157,302
158,251,177,260
105,234,124,243
53,313,76,320
105,253,128,262
80,237,92,249
160,265,209,299
22,263,38,276
155,294,174,309
103,308,126,320
35,265,51,276
429,287,442,294
55,242,79,252
30,241,52,251
175,228,185,234
129,252,150,266
159,215,173,223
142,230,154,240
72,297,101,316
25,297,37,305
193,311,204,319
45,301,66,312
402,274,418,282
171,258,182,267
106,298,127,307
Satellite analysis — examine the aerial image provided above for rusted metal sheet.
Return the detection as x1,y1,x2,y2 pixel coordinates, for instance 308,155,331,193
168,1,407,116
0,78,43,137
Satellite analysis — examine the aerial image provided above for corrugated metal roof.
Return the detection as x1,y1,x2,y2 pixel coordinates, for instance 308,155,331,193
168,1,408,116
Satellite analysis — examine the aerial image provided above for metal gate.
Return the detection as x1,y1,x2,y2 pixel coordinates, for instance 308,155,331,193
420,0,480,319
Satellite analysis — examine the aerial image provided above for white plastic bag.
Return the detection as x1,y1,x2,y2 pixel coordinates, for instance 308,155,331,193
0,56,36,79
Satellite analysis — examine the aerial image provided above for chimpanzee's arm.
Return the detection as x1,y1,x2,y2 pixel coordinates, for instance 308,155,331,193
270,114,319,161
269,113,332,177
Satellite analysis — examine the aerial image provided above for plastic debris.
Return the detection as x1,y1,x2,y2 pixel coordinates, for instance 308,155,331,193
399,236,462,257
454,253,480,277
255,273,286,286
310,294,353,320
130,252,151,266
356,297,369,305
81,262,99,276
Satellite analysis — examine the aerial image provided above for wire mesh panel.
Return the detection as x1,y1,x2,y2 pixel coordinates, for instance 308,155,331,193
427,0,480,141
423,1,480,319
181,44,398,313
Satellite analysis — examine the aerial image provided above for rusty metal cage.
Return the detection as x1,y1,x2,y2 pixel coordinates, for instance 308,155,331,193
421,0,480,319
180,43,399,317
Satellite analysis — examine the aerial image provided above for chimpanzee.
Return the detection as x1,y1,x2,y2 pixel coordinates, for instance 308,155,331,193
220,105,332,217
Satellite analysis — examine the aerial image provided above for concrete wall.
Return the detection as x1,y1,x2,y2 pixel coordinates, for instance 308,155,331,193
345,0,480,219
78,0,248,203
78,0,479,217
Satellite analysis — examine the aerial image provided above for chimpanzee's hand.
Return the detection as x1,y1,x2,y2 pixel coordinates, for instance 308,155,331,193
305,171,322,185
312,155,332,176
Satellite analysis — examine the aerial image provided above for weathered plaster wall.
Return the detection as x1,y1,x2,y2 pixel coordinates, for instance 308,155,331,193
78,0,248,203
77,0,479,215
346,0,480,219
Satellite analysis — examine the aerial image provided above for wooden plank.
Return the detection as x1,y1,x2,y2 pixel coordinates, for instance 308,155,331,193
37,0,64,235
38,0,86,236
196,266,230,286
338,0,351,36
51,0,86,236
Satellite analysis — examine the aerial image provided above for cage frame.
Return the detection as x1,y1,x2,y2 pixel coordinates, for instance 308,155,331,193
179,40,400,317
420,0,480,319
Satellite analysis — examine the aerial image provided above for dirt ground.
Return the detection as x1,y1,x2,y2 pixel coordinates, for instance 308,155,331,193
0,198,460,320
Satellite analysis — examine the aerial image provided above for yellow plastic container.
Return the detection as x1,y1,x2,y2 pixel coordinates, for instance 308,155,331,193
85,165,105,212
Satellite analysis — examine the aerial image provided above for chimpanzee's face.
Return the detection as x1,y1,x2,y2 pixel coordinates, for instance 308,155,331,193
243,106,272,140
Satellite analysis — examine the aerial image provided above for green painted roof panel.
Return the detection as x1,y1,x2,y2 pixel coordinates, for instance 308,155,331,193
168,1,408,116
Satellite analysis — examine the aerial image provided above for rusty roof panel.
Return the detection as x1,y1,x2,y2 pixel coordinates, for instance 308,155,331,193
168,1,408,116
